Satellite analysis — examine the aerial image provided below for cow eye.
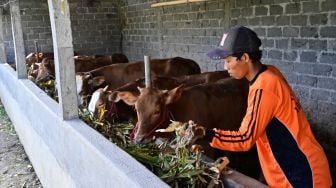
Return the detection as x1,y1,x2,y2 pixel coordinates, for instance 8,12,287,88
153,110,160,115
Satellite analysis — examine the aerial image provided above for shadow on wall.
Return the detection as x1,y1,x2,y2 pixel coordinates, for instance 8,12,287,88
311,124,336,183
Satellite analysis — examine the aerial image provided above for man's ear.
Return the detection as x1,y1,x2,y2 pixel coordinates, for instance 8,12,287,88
165,84,184,105
242,52,250,62
109,91,138,106
89,76,105,87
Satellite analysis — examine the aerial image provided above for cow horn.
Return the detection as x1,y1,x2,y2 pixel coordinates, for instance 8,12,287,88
137,86,144,93
103,85,109,92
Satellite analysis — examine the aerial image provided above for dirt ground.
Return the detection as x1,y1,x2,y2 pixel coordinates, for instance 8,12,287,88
0,100,42,188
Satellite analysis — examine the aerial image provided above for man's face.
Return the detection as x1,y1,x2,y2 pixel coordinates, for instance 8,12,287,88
223,55,249,79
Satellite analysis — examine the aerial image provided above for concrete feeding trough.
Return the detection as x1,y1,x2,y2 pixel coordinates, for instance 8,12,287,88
0,64,169,188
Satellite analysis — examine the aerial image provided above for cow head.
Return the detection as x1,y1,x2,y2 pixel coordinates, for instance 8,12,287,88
113,85,184,143
25,53,38,66
35,58,55,83
88,86,110,115
75,73,105,107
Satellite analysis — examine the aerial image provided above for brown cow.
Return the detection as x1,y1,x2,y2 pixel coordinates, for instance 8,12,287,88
113,77,261,179
88,71,230,122
33,53,129,83
113,77,248,143
76,57,201,106
26,52,54,67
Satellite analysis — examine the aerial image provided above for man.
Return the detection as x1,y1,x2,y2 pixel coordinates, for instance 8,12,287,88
184,26,332,187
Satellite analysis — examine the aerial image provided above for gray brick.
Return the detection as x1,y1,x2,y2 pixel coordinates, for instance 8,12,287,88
320,52,336,64
302,1,319,13
237,18,248,25
248,17,260,25
294,63,313,74
260,16,275,26
332,91,336,103
254,27,266,37
230,19,238,26
270,5,283,15
242,7,253,17
291,15,307,26
317,77,336,90
268,50,282,60
258,0,275,5
284,50,298,61
312,64,332,76
310,14,328,25
262,39,274,48
297,75,317,87
255,6,268,16
331,13,336,25
301,27,318,38
236,0,250,7
311,89,330,101
275,15,290,26
320,27,336,38
308,40,327,50
328,40,336,50
293,85,311,100
275,39,289,49
231,8,240,18
267,27,282,37
286,3,301,14
283,27,299,37
291,38,308,49
321,0,336,11
332,65,336,77
300,51,317,63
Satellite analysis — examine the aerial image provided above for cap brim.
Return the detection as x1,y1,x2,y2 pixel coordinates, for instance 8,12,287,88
207,48,231,60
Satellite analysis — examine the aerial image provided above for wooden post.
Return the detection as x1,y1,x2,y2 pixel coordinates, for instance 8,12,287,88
144,55,151,88
0,8,7,64
47,0,78,120
10,1,27,78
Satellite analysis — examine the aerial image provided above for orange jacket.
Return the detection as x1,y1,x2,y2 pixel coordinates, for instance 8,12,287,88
205,65,332,187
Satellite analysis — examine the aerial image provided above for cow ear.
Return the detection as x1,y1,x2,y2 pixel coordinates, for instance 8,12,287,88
90,76,105,87
84,74,91,80
165,84,184,105
110,91,138,106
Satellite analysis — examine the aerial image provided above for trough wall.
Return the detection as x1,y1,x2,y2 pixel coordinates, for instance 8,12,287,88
0,0,121,63
121,0,336,182
0,64,168,188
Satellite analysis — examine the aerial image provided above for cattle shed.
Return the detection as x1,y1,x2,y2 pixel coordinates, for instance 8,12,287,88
0,0,335,186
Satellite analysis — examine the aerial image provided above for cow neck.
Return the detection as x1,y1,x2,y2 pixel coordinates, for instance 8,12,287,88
130,107,171,141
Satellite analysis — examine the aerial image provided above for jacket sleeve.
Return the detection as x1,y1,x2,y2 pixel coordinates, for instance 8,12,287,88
205,88,278,152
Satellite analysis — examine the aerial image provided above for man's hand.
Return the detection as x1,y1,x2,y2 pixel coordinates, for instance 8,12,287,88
178,121,206,145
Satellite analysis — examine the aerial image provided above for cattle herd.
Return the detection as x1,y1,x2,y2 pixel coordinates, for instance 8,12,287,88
25,52,261,179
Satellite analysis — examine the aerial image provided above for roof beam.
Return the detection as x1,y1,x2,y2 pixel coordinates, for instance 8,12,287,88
151,0,207,8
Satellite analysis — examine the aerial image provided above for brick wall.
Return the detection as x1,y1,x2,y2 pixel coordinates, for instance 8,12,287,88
121,0,336,123
121,0,336,181
0,0,121,63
